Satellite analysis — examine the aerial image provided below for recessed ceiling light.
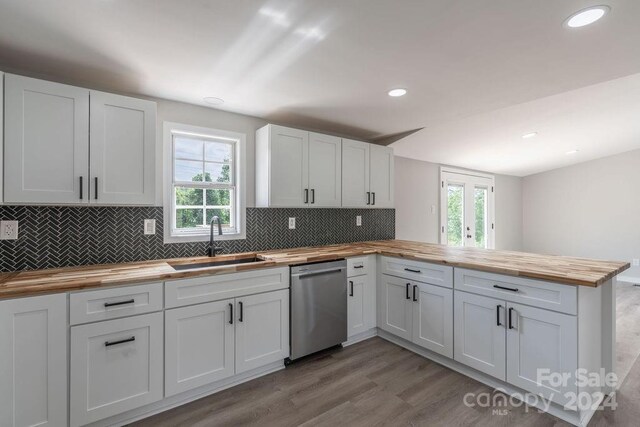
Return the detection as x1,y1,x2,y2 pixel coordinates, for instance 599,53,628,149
564,5,610,28
203,97,224,106
522,132,538,139
566,149,579,155
388,88,407,97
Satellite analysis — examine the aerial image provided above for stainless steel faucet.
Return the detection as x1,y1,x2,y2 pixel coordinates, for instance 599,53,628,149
208,216,223,257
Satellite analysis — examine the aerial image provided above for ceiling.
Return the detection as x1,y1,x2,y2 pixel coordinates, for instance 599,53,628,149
1,0,639,176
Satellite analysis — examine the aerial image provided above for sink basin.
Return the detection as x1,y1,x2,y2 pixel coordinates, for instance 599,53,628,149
170,257,261,271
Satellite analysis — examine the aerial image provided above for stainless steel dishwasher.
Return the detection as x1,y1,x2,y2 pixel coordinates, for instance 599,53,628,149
288,259,347,362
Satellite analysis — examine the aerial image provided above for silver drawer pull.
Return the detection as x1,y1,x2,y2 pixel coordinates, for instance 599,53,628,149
493,284,519,292
105,336,135,347
104,299,135,307
294,267,344,278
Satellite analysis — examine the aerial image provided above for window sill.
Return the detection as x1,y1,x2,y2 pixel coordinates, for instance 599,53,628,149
163,231,246,244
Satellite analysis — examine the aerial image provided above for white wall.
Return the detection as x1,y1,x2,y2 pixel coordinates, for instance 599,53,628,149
394,156,523,250
523,148,640,278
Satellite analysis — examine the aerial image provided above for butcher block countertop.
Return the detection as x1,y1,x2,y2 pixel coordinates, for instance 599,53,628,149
0,240,629,299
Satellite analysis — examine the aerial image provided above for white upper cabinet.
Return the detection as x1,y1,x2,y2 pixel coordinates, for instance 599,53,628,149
342,139,394,208
369,144,394,208
257,124,393,208
342,139,370,207
256,124,308,207
4,74,90,204
90,91,156,205
3,73,156,205
308,132,342,207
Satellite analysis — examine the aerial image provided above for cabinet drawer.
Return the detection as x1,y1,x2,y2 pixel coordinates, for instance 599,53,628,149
165,267,289,308
347,256,371,277
380,256,453,288
454,268,577,315
70,312,163,427
70,282,163,325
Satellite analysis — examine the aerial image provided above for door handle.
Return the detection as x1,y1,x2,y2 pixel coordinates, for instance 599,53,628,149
238,301,243,322
79,176,84,200
412,285,418,302
404,268,421,273
311,189,315,204
229,303,233,324
349,281,354,297
496,305,503,326
294,267,345,278
406,283,411,300
105,336,135,347
94,177,99,200
304,189,309,204
372,192,376,206
494,284,519,292
366,192,370,205
466,234,472,239
104,299,135,308
508,307,515,329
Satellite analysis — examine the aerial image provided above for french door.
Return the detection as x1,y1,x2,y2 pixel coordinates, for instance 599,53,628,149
440,167,495,249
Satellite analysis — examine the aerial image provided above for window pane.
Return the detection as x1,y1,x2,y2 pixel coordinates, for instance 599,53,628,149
174,137,203,160
175,208,204,229
206,208,231,227
175,160,204,182
205,141,233,162
206,189,232,206
474,187,488,248
175,187,203,206
205,163,231,183
447,184,464,247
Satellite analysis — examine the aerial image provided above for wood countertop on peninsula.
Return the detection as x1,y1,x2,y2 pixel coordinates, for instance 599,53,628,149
0,240,629,299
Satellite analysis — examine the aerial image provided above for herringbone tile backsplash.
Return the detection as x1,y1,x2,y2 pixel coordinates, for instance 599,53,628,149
0,206,395,272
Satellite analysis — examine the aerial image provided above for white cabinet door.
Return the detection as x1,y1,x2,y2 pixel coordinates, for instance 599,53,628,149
308,132,341,207
235,289,290,374
268,125,309,207
412,282,454,358
506,303,577,407
378,274,413,340
165,300,235,397
0,294,67,427
454,291,506,380
369,144,394,208
90,91,156,205
348,273,376,338
341,138,370,207
70,312,163,427
0,72,4,203
4,74,89,204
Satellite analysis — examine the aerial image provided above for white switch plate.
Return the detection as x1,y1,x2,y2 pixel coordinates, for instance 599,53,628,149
430,205,436,214
633,259,639,267
144,219,156,235
288,217,296,229
0,220,19,240
356,216,362,226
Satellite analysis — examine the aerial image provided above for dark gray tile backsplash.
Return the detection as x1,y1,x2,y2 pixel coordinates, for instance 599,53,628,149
0,206,395,272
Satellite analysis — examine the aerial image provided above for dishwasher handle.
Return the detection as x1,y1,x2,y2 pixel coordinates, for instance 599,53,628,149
292,267,345,278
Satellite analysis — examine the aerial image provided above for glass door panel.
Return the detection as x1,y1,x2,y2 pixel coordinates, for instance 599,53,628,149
474,187,488,248
447,184,464,247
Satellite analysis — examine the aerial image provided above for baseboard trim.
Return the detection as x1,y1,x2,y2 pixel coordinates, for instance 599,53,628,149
377,329,596,427
343,328,378,347
89,361,285,427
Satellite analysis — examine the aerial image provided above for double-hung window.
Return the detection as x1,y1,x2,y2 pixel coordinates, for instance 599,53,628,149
164,122,246,242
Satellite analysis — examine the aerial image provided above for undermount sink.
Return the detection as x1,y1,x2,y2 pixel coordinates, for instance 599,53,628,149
170,257,261,271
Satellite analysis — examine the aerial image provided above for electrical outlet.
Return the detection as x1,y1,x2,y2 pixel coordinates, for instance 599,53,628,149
0,220,19,240
633,259,640,267
430,205,436,214
356,215,362,226
144,219,156,235
288,217,296,229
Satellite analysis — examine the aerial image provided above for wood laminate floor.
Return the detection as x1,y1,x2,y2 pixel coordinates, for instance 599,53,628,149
132,283,640,427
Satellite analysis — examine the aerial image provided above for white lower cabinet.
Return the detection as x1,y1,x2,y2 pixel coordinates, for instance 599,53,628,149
236,289,290,373
412,282,453,358
165,289,290,396
454,291,506,380
70,312,164,427
506,302,577,406
165,300,235,397
0,294,67,427
379,274,453,357
378,275,413,340
347,273,376,338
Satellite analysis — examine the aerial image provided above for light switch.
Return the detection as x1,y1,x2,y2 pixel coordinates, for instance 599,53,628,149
356,216,362,226
144,219,156,235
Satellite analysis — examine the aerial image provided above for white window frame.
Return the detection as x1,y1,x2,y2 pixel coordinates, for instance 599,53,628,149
163,122,246,243
439,166,495,249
